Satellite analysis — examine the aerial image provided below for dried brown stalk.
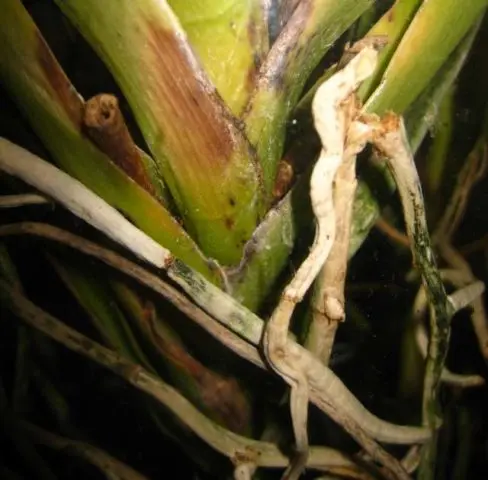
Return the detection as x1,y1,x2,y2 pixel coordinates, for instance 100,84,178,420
83,94,155,195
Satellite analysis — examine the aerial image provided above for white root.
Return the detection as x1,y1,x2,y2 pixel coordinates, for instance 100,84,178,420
0,48,437,480
287,47,378,302
263,47,379,480
0,194,50,208
0,138,171,268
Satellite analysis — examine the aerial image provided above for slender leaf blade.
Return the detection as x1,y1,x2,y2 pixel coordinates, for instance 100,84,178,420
365,0,488,114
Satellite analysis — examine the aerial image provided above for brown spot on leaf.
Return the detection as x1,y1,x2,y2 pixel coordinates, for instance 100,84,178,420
225,217,235,229
245,53,260,101
35,31,83,128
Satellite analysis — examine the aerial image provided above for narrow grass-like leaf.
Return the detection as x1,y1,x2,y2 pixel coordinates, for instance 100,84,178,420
404,23,481,151
55,0,264,265
169,0,269,115
365,0,487,114
48,255,156,371
357,0,424,101
0,0,217,281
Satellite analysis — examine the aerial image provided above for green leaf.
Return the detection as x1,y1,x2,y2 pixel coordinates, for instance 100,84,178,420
230,171,312,311
0,0,218,282
55,0,265,265
357,0,424,101
364,0,488,115
169,0,269,115
243,0,374,198
404,23,481,151
424,88,455,197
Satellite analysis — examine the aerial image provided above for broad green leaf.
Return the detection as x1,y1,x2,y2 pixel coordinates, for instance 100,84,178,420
55,0,265,265
169,0,269,115
0,0,218,282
